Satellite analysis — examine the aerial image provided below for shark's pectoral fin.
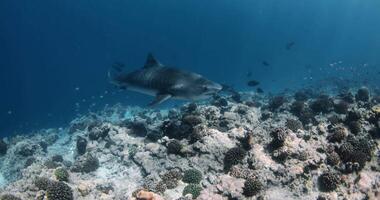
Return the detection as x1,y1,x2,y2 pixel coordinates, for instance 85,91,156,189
148,93,172,107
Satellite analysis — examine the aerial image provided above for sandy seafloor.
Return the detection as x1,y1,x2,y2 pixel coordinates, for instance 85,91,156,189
0,88,379,200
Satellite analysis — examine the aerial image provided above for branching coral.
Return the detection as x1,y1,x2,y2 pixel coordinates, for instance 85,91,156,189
183,169,202,184
182,184,202,199
223,147,247,171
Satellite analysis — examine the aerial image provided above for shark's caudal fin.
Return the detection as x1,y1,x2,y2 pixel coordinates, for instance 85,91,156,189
144,53,162,68
108,62,126,88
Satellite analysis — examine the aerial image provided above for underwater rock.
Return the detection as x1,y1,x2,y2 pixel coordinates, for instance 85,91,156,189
76,136,87,156
271,147,290,163
161,120,192,140
46,181,73,200
51,154,64,163
160,169,183,189
268,96,286,111
0,194,22,200
44,159,60,169
34,177,53,191
285,119,303,132
96,182,114,194
71,153,99,173
15,142,38,157
146,130,163,142
294,91,309,101
310,95,334,114
269,128,288,149
214,175,245,199
44,133,59,146
128,121,148,137
243,177,263,197
328,115,341,125
346,110,361,122
334,100,350,114
182,115,203,126
327,126,347,143
136,190,164,200
356,87,370,102
88,124,110,140
318,172,340,192
0,139,7,155
39,141,48,153
212,96,228,107
339,92,355,103
290,101,306,117
369,127,380,138
224,147,247,171
24,157,36,167
192,128,235,170
348,121,362,134
54,167,70,182
186,102,198,113
166,140,183,155
290,101,315,125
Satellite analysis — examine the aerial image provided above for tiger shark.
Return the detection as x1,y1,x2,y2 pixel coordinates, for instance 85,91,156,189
109,53,222,106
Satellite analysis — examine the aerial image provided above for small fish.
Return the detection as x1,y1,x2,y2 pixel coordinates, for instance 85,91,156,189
286,42,295,50
262,61,270,66
256,88,264,93
247,80,260,87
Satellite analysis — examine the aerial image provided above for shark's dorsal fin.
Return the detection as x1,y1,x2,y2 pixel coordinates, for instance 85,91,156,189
144,53,162,68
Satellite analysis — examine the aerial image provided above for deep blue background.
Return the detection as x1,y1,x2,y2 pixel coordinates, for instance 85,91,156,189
1,0,380,136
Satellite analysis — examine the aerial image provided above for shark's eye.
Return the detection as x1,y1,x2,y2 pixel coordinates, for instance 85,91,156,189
203,86,208,91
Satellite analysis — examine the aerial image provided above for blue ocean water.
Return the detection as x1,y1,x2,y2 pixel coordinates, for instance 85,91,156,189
1,0,380,136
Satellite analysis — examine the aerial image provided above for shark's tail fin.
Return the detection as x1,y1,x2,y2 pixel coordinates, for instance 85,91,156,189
108,62,126,87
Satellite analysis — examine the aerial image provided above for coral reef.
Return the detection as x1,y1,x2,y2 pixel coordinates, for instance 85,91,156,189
160,169,182,189
54,168,69,182
0,140,7,156
76,136,87,156
71,153,99,173
223,147,247,171
327,126,347,143
0,87,379,200
334,100,350,114
310,95,334,114
182,169,202,184
318,172,340,192
0,194,22,200
34,177,52,190
166,140,183,155
182,184,202,199
46,181,73,200
268,96,286,111
243,178,263,197
285,119,303,132
355,87,370,102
